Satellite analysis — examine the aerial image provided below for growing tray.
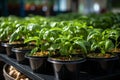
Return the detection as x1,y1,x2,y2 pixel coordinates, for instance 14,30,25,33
0,53,120,80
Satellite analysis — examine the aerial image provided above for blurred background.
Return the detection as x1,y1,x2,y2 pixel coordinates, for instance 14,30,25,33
0,0,120,17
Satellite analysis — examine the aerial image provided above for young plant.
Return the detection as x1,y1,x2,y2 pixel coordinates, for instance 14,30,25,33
9,16,49,43
9,22,41,42
24,27,53,57
0,16,22,42
87,28,114,55
103,28,120,51
50,21,88,58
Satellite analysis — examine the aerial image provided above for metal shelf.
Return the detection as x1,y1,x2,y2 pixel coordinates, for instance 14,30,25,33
1,53,120,80
0,53,54,80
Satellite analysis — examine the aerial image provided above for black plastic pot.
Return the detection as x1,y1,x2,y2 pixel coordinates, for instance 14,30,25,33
1,41,25,57
25,53,54,75
83,55,119,75
12,46,32,64
48,56,86,80
113,51,120,68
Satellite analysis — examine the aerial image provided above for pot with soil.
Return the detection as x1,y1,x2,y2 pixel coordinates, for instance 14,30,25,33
1,40,25,57
85,52,119,75
25,51,54,75
48,54,86,80
86,29,119,75
46,27,88,80
12,45,35,64
47,35,88,80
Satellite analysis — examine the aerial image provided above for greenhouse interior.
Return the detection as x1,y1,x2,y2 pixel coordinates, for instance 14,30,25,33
0,0,120,80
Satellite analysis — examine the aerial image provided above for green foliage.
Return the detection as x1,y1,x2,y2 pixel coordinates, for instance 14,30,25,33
0,13,120,57
87,28,114,54
103,29,120,50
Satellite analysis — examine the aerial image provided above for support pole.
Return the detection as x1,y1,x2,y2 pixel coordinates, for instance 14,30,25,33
19,0,25,17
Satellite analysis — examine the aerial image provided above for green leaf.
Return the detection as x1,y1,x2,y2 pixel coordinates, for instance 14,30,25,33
87,32,98,41
105,40,114,51
49,44,59,51
50,22,57,27
91,42,98,51
98,41,105,47
49,27,62,31
24,36,39,43
9,32,18,42
74,40,87,54
30,47,39,55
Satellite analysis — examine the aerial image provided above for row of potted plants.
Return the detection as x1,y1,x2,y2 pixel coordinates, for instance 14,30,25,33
0,13,120,80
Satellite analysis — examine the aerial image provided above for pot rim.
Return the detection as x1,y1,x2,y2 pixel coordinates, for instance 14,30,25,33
48,57,86,64
87,55,119,61
1,42,12,47
1,42,25,47
25,52,48,59
12,47,31,53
